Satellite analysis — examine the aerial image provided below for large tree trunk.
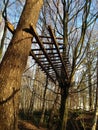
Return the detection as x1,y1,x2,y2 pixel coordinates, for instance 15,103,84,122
0,0,43,130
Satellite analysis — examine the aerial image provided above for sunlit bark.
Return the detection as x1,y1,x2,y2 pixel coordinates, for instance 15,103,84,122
0,0,43,129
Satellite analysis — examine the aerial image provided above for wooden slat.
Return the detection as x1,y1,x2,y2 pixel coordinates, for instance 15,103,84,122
39,35,63,40
33,41,63,45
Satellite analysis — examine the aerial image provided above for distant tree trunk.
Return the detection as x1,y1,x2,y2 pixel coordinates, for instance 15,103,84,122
0,0,43,130
86,38,93,110
0,12,6,60
88,63,93,110
28,91,35,118
0,19,6,60
83,92,86,110
39,76,48,126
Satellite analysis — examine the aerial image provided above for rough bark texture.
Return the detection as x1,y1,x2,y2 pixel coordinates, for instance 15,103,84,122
0,0,43,130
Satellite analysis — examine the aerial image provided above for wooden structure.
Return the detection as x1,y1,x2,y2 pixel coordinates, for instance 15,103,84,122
6,20,71,84
30,25,70,84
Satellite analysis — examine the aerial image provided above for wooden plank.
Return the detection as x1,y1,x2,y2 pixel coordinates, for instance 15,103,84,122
33,41,63,45
39,35,63,40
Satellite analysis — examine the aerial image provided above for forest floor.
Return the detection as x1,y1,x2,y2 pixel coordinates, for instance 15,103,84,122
18,109,98,130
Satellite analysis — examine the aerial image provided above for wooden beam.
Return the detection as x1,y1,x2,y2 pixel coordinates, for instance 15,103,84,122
33,41,63,45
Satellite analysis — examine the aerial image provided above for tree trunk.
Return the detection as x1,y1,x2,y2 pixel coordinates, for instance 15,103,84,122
48,87,59,129
28,91,35,118
0,0,43,130
59,83,69,130
88,65,93,110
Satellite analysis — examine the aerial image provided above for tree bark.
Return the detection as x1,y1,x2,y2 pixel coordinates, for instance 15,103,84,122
0,0,43,130
59,83,70,130
48,87,59,129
